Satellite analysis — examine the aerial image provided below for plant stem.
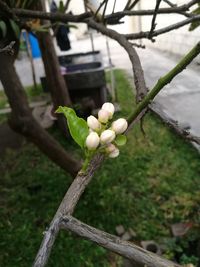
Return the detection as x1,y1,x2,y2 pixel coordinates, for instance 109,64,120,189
127,42,200,124
81,156,90,173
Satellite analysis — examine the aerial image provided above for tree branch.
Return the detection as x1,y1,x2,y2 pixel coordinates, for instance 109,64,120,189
128,0,140,10
148,0,162,39
150,102,200,146
106,0,198,20
127,42,200,124
0,41,15,55
125,15,200,40
61,215,181,267
87,19,147,102
33,154,104,267
12,8,91,22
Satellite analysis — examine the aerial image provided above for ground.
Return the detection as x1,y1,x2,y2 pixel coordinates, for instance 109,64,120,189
0,70,199,267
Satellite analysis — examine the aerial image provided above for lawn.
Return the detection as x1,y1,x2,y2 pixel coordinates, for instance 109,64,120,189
0,70,199,267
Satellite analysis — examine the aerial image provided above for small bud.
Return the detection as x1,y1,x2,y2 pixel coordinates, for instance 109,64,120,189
100,129,115,144
105,143,117,154
109,147,119,158
112,118,128,134
98,109,110,124
87,115,101,131
85,132,100,150
102,102,115,119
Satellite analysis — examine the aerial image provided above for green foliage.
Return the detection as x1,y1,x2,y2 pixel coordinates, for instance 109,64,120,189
7,0,39,9
9,19,20,39
114,134,127,146
0,20,7,38
180,254,199,265
0,70,200,266
56,106,89,149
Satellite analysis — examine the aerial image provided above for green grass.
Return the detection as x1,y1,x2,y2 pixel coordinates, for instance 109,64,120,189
0,84,45,110
0,70,200,267
0,84,46,123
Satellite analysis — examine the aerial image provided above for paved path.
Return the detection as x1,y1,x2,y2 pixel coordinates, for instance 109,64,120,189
1,35,200,149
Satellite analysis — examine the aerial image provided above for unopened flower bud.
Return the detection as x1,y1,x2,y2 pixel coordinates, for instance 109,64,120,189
100,129,115,144
109,147,119,158
112,118,128,134
102,102,115,119
98,109,110,123
105,143,117,154
87,115,101,131
85,132,100,150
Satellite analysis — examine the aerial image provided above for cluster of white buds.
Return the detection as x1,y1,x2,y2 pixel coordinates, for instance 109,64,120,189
85,102,128,158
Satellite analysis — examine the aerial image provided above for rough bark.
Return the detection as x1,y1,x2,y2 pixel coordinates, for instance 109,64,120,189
37,0,72,134
33,154,104,267
0,52,81,176
37,31,72,133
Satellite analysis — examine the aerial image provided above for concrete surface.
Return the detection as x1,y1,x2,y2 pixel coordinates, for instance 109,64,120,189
1,34,200,150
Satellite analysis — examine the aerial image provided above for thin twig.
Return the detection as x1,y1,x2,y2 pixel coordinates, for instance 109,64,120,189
127,42,200,124
124,0,132,11
131,42,145,49
64,0,71,12
150,102,200,146
163,0,192,18
128,0,140,10
102,0,109,21
105,0,199,21
0,41,16,55
148,0,162,39
94,0,107,19
125,15,200,40
112,0,117,13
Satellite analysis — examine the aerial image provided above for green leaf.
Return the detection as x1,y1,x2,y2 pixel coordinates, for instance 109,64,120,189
9,19,20,39
115,135,127,146
56,106,89,148
0,20,7,38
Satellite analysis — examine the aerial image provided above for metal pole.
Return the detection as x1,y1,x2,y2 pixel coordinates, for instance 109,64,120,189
106,36,116,102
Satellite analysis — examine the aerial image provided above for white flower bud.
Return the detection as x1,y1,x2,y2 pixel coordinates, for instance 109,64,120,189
98,109,110,124
109,147,119,158
100,130,115,144
112,118,128,134
85,132,100,150
105,143,117,154
102,102,115,119
87,115,101,131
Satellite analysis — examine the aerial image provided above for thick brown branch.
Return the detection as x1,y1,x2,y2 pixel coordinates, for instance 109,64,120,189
33,154,104,267
61,216,181,267
12,8,91,22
